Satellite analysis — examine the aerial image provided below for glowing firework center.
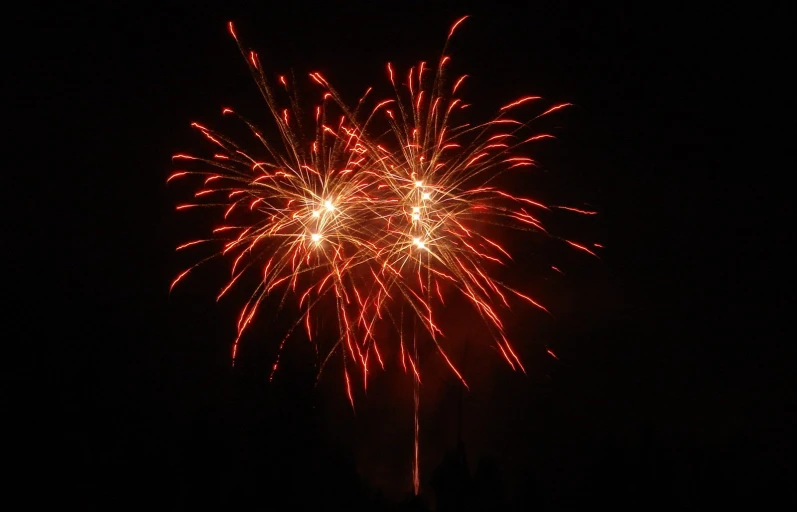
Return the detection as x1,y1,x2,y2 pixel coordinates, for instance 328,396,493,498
307,198,338,246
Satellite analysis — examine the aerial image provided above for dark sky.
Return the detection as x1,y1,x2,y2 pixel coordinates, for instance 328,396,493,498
11,1,792,509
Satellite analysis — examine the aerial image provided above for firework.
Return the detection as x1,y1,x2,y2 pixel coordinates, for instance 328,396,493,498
169,16,597,493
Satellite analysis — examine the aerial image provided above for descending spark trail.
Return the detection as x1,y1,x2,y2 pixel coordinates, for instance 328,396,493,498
169,16,598,493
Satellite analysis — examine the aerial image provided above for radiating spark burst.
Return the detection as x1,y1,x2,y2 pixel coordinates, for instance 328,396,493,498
169,17,598,494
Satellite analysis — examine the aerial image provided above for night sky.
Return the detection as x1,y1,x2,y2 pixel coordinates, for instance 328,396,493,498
12,1,792,509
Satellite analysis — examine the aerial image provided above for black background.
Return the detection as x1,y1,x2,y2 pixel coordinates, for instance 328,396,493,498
10,1,792,509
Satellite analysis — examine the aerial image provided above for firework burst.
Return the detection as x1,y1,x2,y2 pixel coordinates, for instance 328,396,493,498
169,16,597,493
